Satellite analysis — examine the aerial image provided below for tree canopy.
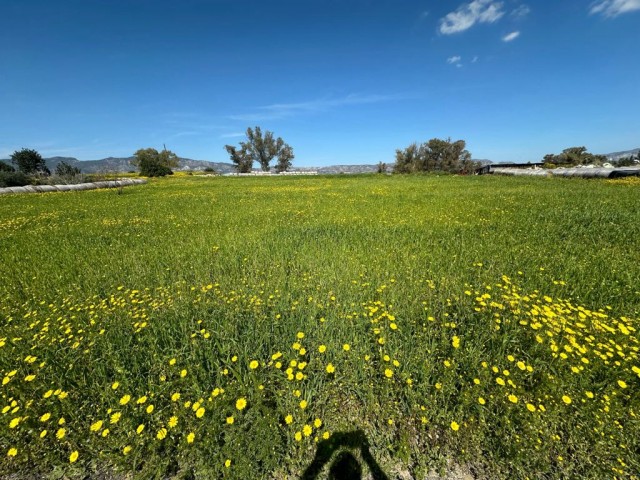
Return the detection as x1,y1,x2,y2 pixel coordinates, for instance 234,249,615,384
542,147,606,167
10,148,50,175
132,148,179,177
225,127,294,173
394,138,476,174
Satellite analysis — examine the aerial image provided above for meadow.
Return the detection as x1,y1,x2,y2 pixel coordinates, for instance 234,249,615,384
0,174,639,479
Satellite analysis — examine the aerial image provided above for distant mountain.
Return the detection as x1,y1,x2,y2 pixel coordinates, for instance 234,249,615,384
315,164,378,174
0,156,237,174
604,148,640,161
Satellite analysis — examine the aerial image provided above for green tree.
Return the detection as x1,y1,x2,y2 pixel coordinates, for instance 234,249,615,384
394,143,422,173
275,144,294,173
225,127,294,173
542,147,606,166
224,145,252,173
55,161,81,177
394,138,475,174
132,148,179,177
10,148,50,175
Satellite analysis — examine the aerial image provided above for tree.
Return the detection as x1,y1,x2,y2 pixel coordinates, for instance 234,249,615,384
131,148,179,177
394,137,476,174
224,145,252,173
275,144,295,173
225,127,294,173
55,161,81,177
542,147,606,167
11,148,50,175
394,143,422,173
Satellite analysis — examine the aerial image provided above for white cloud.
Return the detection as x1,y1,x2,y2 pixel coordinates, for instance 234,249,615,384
511,4,531,18
439,0,505,35
229,94,405,121
219,132,246,139
447,55,462,64
502,31,521,42
590,0,640,16
472,55,479,63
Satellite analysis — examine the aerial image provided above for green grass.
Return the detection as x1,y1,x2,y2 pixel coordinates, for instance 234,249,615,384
1,174,638,479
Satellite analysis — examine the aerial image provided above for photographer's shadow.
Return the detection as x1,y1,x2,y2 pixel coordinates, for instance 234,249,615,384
301,430,389,480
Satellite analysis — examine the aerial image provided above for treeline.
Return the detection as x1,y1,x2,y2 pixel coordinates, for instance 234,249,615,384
0,149,81,188
542,146,639,168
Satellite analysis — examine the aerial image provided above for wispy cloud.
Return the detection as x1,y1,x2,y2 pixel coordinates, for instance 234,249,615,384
511,4,531,18
447,56,463,66
439,0,505,35
590,0,640,17
502,31,521,42
219,132,246,139
229,94,407,122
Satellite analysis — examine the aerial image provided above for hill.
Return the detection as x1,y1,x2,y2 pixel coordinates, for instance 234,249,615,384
0,156,237,174
605,148,640,161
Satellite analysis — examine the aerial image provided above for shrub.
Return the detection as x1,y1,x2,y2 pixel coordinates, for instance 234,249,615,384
0,171,31,188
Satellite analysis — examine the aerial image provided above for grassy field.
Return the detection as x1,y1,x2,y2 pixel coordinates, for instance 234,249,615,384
1,174,639,479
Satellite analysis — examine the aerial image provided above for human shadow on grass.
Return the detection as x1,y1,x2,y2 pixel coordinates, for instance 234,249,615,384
301,430,389,480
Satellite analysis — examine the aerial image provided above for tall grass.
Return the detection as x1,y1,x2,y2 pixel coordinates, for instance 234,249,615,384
0,175,638,478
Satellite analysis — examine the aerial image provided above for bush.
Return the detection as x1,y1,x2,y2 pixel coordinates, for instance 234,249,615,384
132,148,179,177
0,171,31,188
140,160,174,177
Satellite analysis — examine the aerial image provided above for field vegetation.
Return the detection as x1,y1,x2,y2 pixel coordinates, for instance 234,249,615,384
0,174,639,479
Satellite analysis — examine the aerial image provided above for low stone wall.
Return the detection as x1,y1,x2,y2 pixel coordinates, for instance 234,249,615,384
0,178,147,195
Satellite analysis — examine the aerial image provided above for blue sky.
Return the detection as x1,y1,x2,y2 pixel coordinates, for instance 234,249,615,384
1,0,639,166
